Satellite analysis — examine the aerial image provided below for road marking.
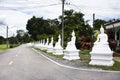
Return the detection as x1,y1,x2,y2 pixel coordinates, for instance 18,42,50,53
9,61,13,65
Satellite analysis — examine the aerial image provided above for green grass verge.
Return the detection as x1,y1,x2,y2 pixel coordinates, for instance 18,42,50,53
0,44,20,50
34,47,64,59
35,48,120,71
0,44,10,50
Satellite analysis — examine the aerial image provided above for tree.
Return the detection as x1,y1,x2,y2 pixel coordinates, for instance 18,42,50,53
94,19,106,30
59,9,93,45
15,30,33,44
26,16,58,40
16,30,25,44
26,10,94,48
0,36,5,44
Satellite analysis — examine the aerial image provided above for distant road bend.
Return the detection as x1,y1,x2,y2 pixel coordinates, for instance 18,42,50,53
0,44,120,80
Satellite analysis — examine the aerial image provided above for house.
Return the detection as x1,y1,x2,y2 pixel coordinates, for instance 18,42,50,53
105,20,120,46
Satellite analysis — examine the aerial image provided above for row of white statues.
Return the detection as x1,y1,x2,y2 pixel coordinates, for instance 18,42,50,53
28,27,114,66
32,30,80,60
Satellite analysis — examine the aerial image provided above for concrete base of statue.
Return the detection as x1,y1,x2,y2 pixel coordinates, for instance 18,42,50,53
63,42,80,60
89,43,114,66
63,50,80,60
47,48,54,53
53,48,63,55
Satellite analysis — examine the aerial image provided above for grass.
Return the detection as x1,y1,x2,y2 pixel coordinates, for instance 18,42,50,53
34,48,120,71
34,47,64,59
0,44,20,50
79,50,91,60
0,44,10,50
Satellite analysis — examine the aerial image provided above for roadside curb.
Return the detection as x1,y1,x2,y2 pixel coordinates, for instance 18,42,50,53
32,48,120,73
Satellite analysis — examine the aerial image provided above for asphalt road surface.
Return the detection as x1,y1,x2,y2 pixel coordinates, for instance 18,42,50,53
0,44,120,80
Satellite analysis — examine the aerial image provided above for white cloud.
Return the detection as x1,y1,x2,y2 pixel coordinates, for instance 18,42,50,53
0,10,32,38
0,0,120,37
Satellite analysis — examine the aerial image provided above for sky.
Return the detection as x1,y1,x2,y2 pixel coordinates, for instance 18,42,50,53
0,0,120,38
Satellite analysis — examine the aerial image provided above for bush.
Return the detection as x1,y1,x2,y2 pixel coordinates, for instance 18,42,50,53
10,44,19,48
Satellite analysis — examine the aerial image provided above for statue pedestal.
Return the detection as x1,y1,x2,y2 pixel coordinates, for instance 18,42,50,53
47,44,54,53
53,48,63,55
47,48,54,53
89,44,114,66
63,43,80,60
63,50,80,60
53,43,63,55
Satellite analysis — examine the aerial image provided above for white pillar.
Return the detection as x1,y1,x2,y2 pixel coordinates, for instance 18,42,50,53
115,29,117,41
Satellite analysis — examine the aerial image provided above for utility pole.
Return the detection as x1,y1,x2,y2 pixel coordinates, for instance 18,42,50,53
6,26,8,48
62,0,65,48
93,13,95,29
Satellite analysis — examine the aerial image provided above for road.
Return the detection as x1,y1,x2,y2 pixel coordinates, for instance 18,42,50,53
0,44,120,80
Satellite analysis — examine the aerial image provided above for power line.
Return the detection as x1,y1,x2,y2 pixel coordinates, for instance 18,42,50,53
65,0,120,12
27,3,61,8
0,3,61,10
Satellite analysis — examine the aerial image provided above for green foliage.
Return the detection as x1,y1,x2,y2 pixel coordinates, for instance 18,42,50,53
0,36,5,44
61,10,94,46
9,44,20,48
93,19,106,30
26,10,94,48
26,16,58,41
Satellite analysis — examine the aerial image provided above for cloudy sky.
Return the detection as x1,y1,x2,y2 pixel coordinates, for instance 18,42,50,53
0,0,120,38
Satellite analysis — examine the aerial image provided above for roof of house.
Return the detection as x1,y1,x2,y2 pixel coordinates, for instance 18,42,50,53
105,20,120,29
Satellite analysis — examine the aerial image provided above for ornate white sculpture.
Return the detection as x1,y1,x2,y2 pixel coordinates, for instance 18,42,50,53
94,27,108,45
89,26,114,66
63,30,80,60
47,37,54,53
53,35,63,55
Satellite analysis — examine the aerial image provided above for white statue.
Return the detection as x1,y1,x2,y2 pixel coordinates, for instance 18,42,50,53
94,27,108,45
65,30,76,50
69,30,76,43
89,26,114,66
58,35,61,44
53,35,63,55
63,30,80,60
47,37,54,53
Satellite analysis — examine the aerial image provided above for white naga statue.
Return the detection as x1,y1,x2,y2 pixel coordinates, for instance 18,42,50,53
94,26,108,45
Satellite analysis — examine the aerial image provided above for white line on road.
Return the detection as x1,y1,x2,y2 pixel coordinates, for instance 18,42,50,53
9,61,13,65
